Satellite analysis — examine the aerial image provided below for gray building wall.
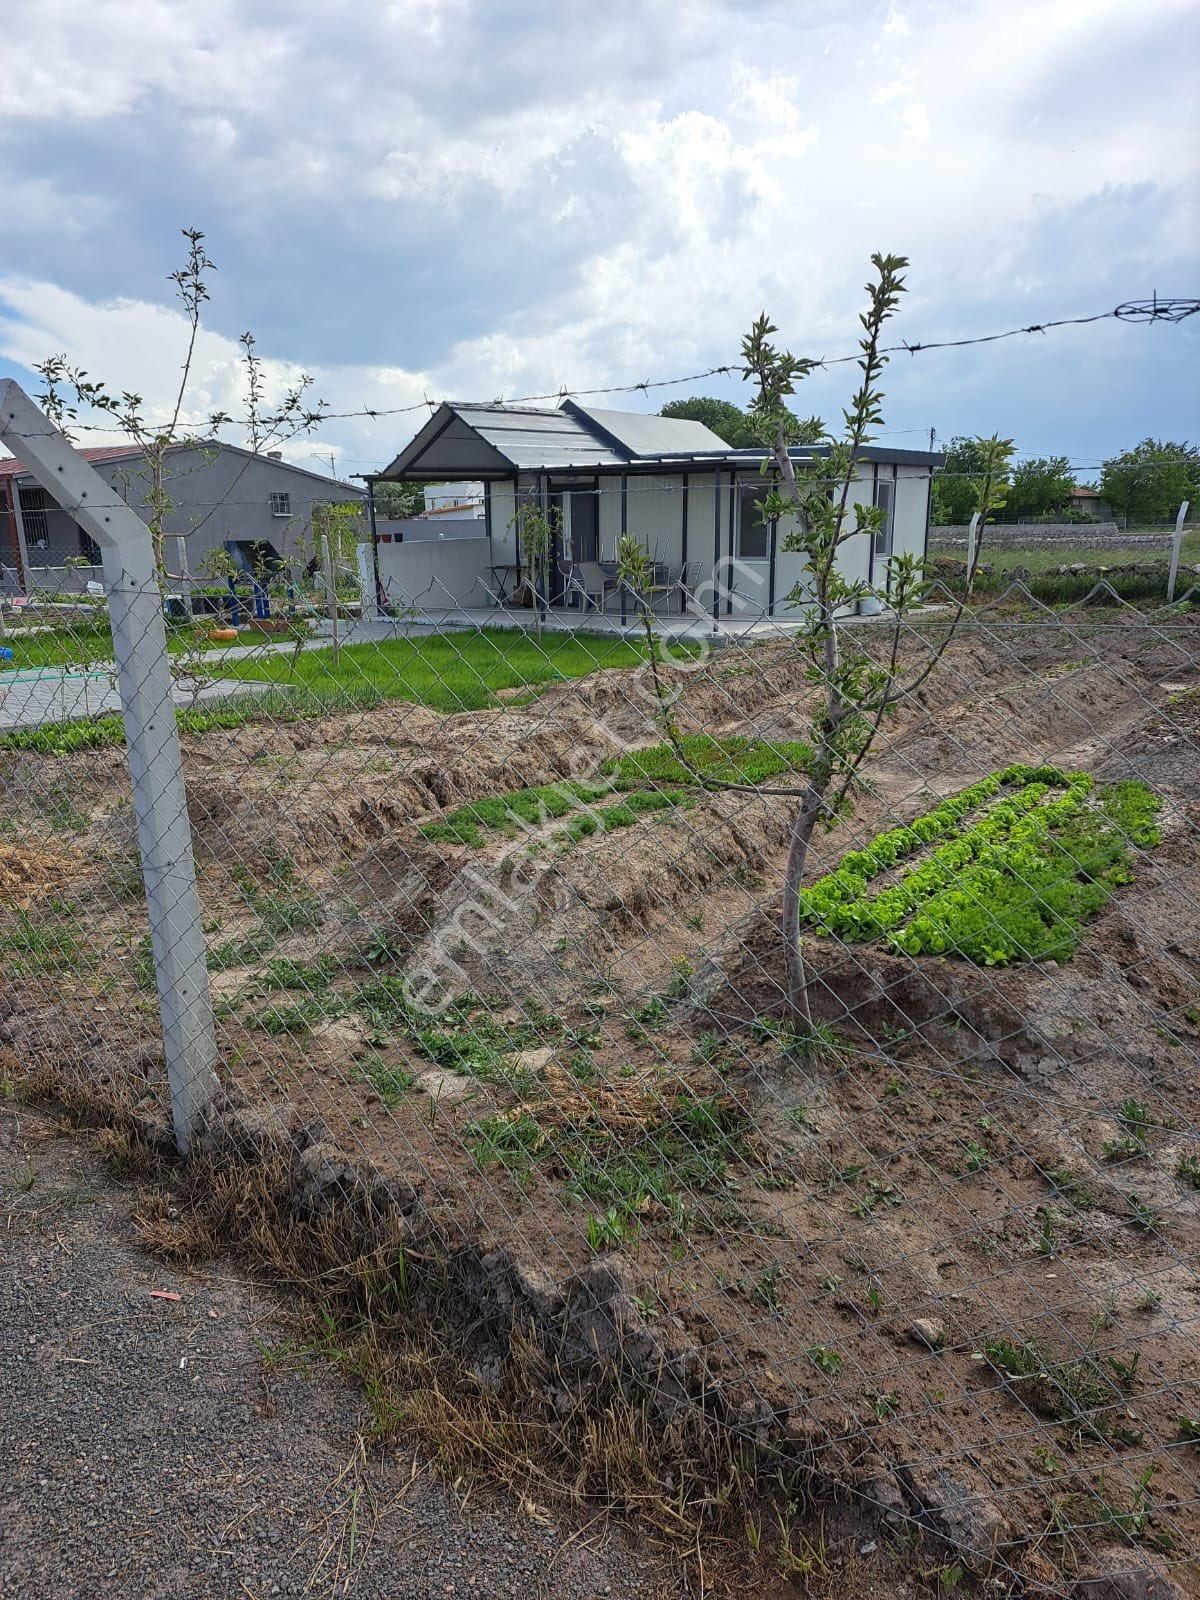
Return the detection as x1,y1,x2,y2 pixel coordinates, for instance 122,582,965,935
13,443,363,581
378,537,495,609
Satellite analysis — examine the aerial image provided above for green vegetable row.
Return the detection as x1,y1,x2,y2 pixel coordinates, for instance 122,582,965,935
798,767,1161,965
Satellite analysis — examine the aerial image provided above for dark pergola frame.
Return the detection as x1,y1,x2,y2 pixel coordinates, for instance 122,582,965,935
357,410,940,622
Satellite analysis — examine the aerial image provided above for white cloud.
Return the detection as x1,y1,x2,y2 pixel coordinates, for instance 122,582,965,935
0,0,1195,465
903,103,931,142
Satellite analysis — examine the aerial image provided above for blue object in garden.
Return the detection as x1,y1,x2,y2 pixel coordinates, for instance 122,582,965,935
0,646,13,662
224,538,284,623
226,575,243,628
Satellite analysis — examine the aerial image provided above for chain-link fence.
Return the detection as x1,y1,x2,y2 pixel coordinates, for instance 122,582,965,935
2,428,1199,1596
929,515,1198,607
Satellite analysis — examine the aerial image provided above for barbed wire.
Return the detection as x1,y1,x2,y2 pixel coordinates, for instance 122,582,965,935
16,292,1197,441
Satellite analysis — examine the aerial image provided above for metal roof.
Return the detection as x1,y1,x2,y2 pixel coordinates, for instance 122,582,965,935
561,400,729,457
453,404,627,467
379,403,628,478
378,401,942,480
625,444,944,469
0,444,143,478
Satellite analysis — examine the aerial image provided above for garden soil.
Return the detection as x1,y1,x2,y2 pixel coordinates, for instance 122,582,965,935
2,602,1197,1596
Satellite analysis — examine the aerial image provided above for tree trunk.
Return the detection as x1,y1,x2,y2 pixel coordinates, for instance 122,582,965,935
780,784,823,1028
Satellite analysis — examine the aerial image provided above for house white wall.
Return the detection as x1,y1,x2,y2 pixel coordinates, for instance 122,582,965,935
386,458,931,618
895,465,932,564
489,481,518,563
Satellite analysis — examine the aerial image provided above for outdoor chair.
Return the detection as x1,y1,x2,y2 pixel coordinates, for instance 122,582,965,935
590,560,622,612
674,562,707,614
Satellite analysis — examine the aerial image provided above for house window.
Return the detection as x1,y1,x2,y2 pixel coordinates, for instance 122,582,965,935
77,527,101,565
736,485,770,560
873,476,895,559
18,485,49,547
269,491,292,517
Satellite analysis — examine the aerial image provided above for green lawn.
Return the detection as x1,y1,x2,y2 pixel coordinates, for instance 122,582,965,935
936,532,1200,578
2,621,117,669
211,629,666,714
2,621,298,670
0,629,672,753
932,530,1200,605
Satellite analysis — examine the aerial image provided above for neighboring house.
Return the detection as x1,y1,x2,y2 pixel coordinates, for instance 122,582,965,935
423,481,485,518
1068,484,1114,520
0,441,363,592
369,400,940,619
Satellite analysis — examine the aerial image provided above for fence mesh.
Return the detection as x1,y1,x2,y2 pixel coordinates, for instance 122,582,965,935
928,516,1197,607
2,538,1199,1596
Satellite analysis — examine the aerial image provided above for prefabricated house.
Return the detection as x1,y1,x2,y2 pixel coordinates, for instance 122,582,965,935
0,441,364,594
370,400,940,621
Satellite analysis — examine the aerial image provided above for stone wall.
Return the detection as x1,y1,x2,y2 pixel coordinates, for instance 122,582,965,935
929,522,1142,547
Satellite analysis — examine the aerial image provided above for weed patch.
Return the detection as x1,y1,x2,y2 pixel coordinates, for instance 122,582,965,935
419,734,811,848
982,1336,1142,1443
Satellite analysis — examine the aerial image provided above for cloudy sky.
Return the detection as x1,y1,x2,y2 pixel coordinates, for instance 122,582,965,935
0,0,1196,479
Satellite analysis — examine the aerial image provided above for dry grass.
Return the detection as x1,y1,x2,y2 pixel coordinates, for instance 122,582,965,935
0,1050,898,1597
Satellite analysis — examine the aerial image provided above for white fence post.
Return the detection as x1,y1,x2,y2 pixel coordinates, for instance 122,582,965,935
0,380,217,1152
357,540,379,624
1167,500,1190,603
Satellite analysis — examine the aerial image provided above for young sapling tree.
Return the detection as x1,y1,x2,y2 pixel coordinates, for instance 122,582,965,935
512,500,562,634
741,253,1003,1021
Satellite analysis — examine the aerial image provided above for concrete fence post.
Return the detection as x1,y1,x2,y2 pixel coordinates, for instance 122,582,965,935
0,380,217,1152
1167,500,1190,603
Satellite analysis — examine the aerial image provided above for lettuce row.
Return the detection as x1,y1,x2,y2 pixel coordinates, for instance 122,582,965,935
798,766,1161,965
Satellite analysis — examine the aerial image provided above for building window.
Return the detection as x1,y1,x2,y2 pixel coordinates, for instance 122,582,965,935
18,485,49,547
736,485,770,560
77,527,101,565
873,476,895,559
269,491,292,517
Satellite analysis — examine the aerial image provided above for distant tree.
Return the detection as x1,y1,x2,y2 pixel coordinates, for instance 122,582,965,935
1100,439,1200,523
930,436,1012,525
660,395,823,449
373,480,425,519
1005,456,1074,519
660,396,748,444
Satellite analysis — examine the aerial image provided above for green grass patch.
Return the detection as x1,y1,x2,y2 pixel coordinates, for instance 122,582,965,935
467,1087,747,1236
0,629,667,753
983,1336,1142,1443
797,764,1161,964
419,733,810,848
245,996,346,1035
0,622,116,669
0,906,83,976
358,1052,415,1107
931,531,1200,606
233,861,322,939
207,628,663,713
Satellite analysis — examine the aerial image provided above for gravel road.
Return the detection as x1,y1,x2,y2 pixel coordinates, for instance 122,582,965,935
0,1101,927,1599
0,1102,685,1600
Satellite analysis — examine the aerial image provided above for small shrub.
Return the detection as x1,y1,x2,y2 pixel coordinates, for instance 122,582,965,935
808,1344,842,1375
